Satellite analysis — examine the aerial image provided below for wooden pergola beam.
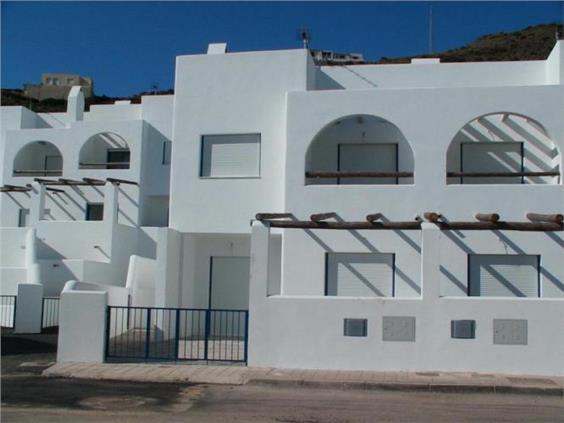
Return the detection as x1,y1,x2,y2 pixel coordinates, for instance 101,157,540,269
255,213,293,220
526,213,563,224
438,222,563,232
0,185,31,193
475,213,500,223
310,212,337,222
264,219,562,232
58,178,84,184
82,177,105,184
106,178,138,186
366,213,382,223
423,212,441,222
46,187,65,193
265,220,422,230
34,178,105,186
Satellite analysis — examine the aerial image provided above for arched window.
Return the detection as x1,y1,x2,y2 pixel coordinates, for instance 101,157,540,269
305,115,414,185
13,141,63,177
79,132,130,169
446,113,560,184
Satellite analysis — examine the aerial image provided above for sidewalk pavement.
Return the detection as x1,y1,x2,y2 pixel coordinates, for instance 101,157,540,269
41,362,564,396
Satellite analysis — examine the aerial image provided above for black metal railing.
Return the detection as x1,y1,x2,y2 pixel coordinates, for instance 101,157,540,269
79,162,130,170
0,295,17,328
42,297,60,330
105,306,248,363
13,169,63,177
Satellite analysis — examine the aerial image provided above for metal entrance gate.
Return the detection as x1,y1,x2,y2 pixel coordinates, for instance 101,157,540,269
105,306,248,363
0,295,16,328
42,297,60,330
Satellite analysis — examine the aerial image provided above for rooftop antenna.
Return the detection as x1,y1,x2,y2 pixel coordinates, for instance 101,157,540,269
297,28,311,50
151,82,159,95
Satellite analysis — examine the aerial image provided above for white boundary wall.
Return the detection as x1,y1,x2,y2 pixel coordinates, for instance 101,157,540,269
249,222,564,376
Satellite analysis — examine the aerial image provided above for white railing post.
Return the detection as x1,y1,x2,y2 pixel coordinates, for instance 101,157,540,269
14,283,43,334
57,281,108,363
103,181,118,229
29,182,45,225
421,222,441,302
25,228,41,285
248,220,271,366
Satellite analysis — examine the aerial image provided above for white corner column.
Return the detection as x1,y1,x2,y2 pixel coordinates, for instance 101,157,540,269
249,221,271,305
67,86,85,122
103,182,118,229
155,228,182,308
248,220,270,365
57,281,108,363
25,228,41,285
29,182,45,225
421,222,441,303
14,283,44,334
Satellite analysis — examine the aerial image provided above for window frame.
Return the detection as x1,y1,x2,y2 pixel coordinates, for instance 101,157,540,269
324,252,396,298
18,208,29,227
85,202,104,221
106,148,131,170
336,142,399,185
466,254,541,298
460,141,524,185
162,141,172,165
199,133,262,179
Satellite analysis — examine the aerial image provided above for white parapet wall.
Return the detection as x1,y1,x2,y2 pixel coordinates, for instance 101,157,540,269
248,222,564,377
14,283,43,334
57,280,113,363
126,254,156,307
249,295,564,376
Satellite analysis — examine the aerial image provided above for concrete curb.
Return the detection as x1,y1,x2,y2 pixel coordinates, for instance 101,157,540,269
40,363,564,397
247,378,564,396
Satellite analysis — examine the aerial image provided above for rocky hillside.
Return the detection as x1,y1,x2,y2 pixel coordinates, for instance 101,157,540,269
378,23,562,64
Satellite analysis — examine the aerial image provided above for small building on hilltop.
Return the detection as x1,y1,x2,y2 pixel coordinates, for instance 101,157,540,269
23,73,94,100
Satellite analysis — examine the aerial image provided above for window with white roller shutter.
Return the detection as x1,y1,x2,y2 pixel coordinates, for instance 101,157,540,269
338,143,398,184
461,142,523,184
200,134,261,177
468,255,540,297
326,253,395,297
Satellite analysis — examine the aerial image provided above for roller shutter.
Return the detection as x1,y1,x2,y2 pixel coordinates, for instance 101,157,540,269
326,253,395,297
468,255,539,297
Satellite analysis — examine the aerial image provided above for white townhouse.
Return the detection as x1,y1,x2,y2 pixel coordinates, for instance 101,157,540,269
1,41,563,376
1,88,173,330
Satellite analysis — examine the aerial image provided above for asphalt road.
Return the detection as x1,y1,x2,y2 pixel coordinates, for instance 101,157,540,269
2,331,563,423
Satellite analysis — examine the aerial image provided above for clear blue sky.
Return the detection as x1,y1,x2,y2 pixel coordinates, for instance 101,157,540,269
2,1,562,96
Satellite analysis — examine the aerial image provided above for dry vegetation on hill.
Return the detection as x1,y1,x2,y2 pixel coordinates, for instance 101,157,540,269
378,23,562,64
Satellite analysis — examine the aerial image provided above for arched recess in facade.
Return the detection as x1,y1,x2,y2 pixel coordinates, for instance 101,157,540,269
305,114,415,185
13,141,63,177
79,132,131,169
446,112,561,185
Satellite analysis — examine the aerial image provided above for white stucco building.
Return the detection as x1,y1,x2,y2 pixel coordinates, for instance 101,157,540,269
1,41,563,375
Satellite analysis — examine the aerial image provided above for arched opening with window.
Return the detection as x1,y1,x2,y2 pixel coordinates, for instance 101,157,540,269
305,115,414,185
79,132,131,170
446,113,560,184
13,141,63,177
